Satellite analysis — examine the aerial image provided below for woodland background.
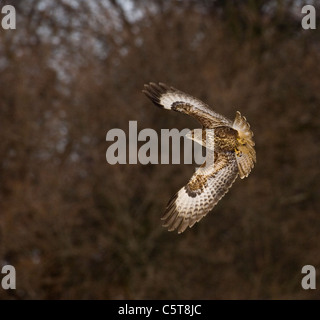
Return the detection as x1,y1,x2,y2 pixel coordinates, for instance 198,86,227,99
1,0,320,299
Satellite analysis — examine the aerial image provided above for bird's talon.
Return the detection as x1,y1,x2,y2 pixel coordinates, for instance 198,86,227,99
235,148,242,157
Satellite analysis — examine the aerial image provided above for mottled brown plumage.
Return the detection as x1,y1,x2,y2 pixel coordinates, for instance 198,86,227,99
143,82,256,233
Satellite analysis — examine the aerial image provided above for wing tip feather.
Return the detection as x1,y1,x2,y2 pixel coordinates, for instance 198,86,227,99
143,82,171,109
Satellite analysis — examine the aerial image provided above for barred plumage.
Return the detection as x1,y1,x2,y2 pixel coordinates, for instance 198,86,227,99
143,82,256,233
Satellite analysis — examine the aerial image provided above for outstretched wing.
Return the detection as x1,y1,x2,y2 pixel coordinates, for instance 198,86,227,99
143,82,232,128
162,152,239,234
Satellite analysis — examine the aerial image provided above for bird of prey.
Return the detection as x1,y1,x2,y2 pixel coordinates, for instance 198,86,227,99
142,83,256,234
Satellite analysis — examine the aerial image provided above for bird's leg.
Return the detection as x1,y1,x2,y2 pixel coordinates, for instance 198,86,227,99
235,136,246,156
237,137,247,146
235,147,242,157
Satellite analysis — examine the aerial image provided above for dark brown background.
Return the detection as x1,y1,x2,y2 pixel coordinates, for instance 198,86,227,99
1,0,320,299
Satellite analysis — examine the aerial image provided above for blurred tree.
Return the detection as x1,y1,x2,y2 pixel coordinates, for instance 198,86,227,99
0,0,320,299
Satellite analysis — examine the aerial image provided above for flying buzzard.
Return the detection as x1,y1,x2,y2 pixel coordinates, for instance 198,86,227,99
142,83,256,234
